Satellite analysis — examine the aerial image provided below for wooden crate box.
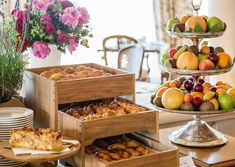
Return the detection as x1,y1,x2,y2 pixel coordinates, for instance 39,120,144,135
58,102,159,167
84,133,178,167
24,63,135,129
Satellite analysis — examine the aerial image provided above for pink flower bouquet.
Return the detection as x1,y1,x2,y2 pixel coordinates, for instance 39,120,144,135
13,0,92,59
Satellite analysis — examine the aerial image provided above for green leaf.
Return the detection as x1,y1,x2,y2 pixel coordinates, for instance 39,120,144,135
233,57,235,64
194,23,204,33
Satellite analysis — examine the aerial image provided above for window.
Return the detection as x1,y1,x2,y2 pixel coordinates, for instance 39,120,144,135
61,0,156,66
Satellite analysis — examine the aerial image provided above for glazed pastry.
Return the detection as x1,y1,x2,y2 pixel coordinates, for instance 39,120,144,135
117,151,130,159
95,149,113,162
110,153,122,160
136,146,149,155
126,148,140,157
125,140,139,148
50,73,65,81
66,74,77,80
63,67,75,74
108,143,126,151
49,68,61,73
40,71,53,78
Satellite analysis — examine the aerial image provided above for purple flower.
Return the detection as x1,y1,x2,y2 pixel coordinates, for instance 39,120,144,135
40,15,51,24
57,30,68,44
45,22,55,34
67,37,78,54
60,7,79,28
32,0,53,11
77,7,90,26
32,41,51,59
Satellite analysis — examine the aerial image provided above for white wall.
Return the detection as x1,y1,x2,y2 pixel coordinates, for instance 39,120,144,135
208,0,235,86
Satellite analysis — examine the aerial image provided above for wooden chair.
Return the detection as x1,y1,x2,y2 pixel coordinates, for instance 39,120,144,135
101,35,138,66
118,44,144,80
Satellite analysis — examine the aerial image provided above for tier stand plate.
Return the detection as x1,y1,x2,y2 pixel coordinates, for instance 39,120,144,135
169,115,227,147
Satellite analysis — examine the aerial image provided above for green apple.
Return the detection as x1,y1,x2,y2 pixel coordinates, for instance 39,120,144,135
207,17,224,32
167,18,180,31
197,54,209,61
161,53,170,65
218,94,235,110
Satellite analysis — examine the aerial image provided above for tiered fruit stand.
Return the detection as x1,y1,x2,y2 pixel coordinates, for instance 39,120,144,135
154,4,234,147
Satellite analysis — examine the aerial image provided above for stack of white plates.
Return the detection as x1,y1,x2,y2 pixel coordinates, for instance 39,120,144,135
0,107,33,167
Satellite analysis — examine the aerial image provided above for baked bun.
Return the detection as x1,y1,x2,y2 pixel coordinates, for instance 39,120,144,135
50,73,65,81
40,71,53,78
63,67,75,74
49,68,61,74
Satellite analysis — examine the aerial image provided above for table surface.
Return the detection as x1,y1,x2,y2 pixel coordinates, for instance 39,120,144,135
0,140,80,163
165,135,235,167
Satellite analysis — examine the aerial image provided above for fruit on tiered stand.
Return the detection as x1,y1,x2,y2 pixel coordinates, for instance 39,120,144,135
151,78,235,111
161,44,234,70
167,15,226,33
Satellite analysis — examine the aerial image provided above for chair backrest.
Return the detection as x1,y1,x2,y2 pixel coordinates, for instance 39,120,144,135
118,44,144,80
102,35,138,51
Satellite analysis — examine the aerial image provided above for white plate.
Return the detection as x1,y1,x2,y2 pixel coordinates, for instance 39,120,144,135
0,115,33,122
0,120,33,126
0,123,33,129
0,107,33,119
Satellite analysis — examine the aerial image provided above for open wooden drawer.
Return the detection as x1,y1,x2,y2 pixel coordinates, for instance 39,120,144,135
85,133,179,167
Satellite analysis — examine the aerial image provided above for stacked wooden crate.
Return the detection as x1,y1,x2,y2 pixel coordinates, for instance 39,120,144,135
25,63,178,167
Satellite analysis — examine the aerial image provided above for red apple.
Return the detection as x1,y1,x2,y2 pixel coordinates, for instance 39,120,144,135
208,53,219,64
198,59,215,70
192,97,202,108
183,80,194,91
168,48,177,58
194,83,203,92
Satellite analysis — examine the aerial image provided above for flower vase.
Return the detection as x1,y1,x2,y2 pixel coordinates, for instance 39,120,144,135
28,45,61,67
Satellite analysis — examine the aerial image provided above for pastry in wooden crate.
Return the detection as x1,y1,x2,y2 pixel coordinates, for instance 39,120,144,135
40,65,111,81
86,135,151,162
9,128,63,151
61,98,148,121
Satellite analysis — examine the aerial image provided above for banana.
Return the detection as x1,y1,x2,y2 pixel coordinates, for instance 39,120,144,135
224,82,233,88
203,91,216,101
173,45,187,60
210,98,219,110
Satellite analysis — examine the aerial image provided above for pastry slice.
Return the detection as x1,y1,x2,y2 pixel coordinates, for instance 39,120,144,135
10,128,63,151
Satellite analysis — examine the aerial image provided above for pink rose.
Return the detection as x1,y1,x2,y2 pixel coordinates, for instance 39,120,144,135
60,0,74,9
77,7,90,26
67,37,78,54
57,31,68,44
32,41,51,59
32,0,53,10
45,22,55,34
40,15,51,24
59,7,79,28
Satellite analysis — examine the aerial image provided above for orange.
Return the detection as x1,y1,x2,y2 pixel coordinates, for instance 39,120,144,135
162,81,170,87
227,88,235,98
216,81,224,86
155,86,168,97
169,80,180,88
184,93,193,103
216,85,229,91
185,16,207,32
180,15,189,24
191,92,204,100
216,88,226,96
203,87,210,94
203,82,212,88
217,52,232,69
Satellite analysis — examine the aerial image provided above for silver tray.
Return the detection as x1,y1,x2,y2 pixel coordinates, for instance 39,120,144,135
154,105,235,115
160,64,233,77
167,30,225,39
